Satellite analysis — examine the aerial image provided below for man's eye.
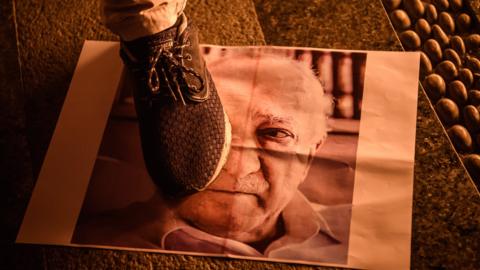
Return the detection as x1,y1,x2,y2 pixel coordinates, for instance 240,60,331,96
257,128,294,140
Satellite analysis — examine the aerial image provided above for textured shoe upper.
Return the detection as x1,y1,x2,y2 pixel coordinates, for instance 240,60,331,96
121,14,208,105
119,14,228,196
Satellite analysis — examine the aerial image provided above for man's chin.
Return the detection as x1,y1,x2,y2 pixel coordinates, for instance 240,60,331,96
221,229,264,243
177,189,273,243
201,216,270,244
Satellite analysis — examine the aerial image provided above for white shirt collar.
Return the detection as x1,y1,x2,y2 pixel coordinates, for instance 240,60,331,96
160,191,339,256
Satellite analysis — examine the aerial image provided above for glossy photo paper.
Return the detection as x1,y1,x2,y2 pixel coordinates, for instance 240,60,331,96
17,41,419,270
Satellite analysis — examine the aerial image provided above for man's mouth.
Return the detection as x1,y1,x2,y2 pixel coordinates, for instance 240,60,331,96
206,173,270,197
206,188,257,196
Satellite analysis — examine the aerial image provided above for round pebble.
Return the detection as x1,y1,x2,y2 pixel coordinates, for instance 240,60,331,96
447,80,468,105
443,49,462,68
456,13,472,33
400,30,421,50
450,36,466,56
449,0,463,11
466,56,480,73
447,125,473,153
463,105,480,132
468,90,480,106
444,49,462,68
458,68,474,87
420,52,433,77
474,73,480,89
390,10,411,31
423,73,446,100
435,60,458,82
425,4,438,24
465,34,480,53
433,0,449,11
438,12,455,34
435,98,460,125
463,154,480,180
424,39,443,63
404,0,425,20
432,24,450,48
382,0,402,11
415,19,432,41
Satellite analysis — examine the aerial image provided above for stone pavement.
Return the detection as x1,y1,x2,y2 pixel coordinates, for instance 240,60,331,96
1,0,479,269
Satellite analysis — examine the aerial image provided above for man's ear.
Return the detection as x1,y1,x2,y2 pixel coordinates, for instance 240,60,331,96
314,138,326,154
302,142,321,180
306,147,315,166
306,138,325,168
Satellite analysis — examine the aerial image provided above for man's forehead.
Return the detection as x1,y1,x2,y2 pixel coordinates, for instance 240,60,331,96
216,78,311,122
209,54,318,86
209,54,323,105
209,53,328,141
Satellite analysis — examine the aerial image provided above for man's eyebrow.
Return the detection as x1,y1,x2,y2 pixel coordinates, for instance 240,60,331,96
253,111,294,125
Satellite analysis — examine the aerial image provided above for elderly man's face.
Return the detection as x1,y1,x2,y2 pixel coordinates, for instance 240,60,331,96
176,57,326,244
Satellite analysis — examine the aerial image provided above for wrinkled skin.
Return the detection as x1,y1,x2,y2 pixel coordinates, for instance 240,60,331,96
175,55,328,246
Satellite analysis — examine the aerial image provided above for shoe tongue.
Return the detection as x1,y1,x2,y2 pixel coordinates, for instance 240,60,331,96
148,27,177,51
122,14,187,62
123,26,178,61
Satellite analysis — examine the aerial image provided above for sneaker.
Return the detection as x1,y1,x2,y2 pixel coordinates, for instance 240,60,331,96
120,13,231,196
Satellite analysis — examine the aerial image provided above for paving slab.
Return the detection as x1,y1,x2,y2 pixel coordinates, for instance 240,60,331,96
0,0,33,248
254,0,402,50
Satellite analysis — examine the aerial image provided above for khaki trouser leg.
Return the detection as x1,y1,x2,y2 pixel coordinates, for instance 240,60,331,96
103,0,187,41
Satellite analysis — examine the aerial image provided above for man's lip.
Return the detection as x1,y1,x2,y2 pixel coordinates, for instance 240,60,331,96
206,188,259,197
208,172,270,194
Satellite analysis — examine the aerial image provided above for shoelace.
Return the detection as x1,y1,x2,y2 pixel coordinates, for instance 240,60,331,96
146,36,204,105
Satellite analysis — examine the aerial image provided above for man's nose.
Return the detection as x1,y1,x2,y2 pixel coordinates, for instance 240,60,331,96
222,144,261,179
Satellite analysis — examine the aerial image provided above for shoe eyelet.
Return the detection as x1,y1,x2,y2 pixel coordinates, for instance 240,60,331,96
186,54,192,61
